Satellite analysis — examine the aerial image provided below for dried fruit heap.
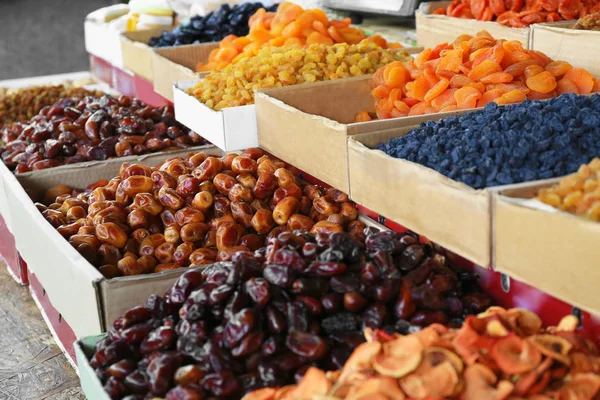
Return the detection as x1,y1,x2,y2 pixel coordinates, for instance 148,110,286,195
0,83,100,127
0,95,204,173
435,0,600,27
378,94,600,188
537,158,600,221
39,149,361,277
91,229,491,399
245,309,600,400
196,1,400,72
358,31,600,121
574,10,600,30
149,3,278,48
190,42,408,110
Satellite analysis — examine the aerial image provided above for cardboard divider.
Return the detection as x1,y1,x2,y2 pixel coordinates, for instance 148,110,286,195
174,81,258,151
530,21,600,77
120,28,169,82
494,179,600,316
416,1,531,48
1,145,222,338
256,76,469,194
152,44,217,102
348,126,492,268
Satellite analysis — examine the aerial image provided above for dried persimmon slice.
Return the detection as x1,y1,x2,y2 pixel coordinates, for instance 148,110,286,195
491,336,542,374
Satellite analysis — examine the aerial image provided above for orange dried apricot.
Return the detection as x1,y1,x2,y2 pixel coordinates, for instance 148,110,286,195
424,78,450,103
494,89,527,105
526,71,557,93
545,61,573,77
355,111,372,122
468,60,503,81
556,77,579,94
481,72,514,84
454,86,483,109
564,68,594,94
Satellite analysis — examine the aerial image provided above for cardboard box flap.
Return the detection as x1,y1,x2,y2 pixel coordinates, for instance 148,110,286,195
120,28,166,81
348,127,491,267
152,43,217,101
494,194,600,315
260,76,376,124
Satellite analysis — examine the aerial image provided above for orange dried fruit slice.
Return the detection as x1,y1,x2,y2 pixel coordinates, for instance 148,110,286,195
438,48,464,73
523,64,545,79
478,89,505,107
494,89,527,105
528,334,572,365
564,68,594,94
346,376,406,400
557,373,600,400
289,367,331,399
450,75,476,88
408,101,427,116
424,78,451,103
431,88,458,111
393,100,411,115
455,86,483,109
526,71,557,93
461,364,514,400
242,388,277,400
339,341,382,382
400,361,460,399
544,60,573,77
384,63,410,89
373,67,386,86
481,72,514,84
355,111,372,122
557,77,579,95
491,336,542,374
467,60,503,81
372,85,391,99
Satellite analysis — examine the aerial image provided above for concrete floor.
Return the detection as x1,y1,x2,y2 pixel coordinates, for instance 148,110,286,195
0,0,116,80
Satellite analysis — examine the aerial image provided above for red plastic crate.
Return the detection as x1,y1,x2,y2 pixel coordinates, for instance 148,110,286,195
0,214,28,285
134,74,170,107
28,270,78,368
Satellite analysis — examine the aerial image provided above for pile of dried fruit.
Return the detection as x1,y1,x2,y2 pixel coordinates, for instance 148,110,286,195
0,83,100,127
0,95,204,173
190,42,408,110
537,158,600,221
574,10,600,30
149,3,278,47
435,0,600,27
90,227,491,399
245,308,600,400
195,1,400,72
378,94,600,188
39,149,361,277
357,31,600,121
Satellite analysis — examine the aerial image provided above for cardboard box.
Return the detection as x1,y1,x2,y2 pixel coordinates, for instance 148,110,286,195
152,43,218,102
531,22,600,77
174,80,257,151
256,76,468,194
85,20,125,68
120,28,168,82
76,334,110,396
494,179,600,315
348,126,492,268
416,1,532,48
1,145,221,338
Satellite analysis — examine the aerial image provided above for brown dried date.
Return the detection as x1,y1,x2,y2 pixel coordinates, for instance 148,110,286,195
96,223,129,248
273,197,300,226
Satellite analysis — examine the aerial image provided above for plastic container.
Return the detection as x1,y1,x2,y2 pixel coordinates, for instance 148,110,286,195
126,0,174,31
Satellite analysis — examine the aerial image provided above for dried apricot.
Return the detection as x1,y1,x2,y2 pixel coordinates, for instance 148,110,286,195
454,86,483,109
556,77,579,94
564,68,594,94
526,71,557,93
494,89,527,105
424,78,451,103
481,72,514,84
545,61,572,77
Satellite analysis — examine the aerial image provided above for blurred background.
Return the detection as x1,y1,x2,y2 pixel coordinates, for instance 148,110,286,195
0,0,117,80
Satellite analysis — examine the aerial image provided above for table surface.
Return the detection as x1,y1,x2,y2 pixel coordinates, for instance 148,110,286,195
0,263,83,400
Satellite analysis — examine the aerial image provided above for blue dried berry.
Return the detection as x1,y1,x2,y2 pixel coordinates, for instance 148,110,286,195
378,94,600,189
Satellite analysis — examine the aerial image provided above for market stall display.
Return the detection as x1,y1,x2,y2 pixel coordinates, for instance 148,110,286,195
0,94,204,173
189,41,409,110
149,3,279,47
377,94,600,188
436,0,600,26
357,31,600,120
243,309,599,400
4,0,600,398
87,228,492,399
195,2,402,72
38,149,360,277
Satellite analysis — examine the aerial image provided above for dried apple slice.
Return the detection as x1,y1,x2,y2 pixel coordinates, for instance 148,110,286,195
346,376,406,400
339,341,382,382
556,315,579,332
528,334,573,366
571,351,600,374
373,336,423,378
487,319,510,337
424,347,465,373
491,335,542,374
290,367,332,399
242,387,277,400
557,373,600,399
505,308,543,336
400,361,459,399
460,364,514,400
514,357,553,396
453,319,482,365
